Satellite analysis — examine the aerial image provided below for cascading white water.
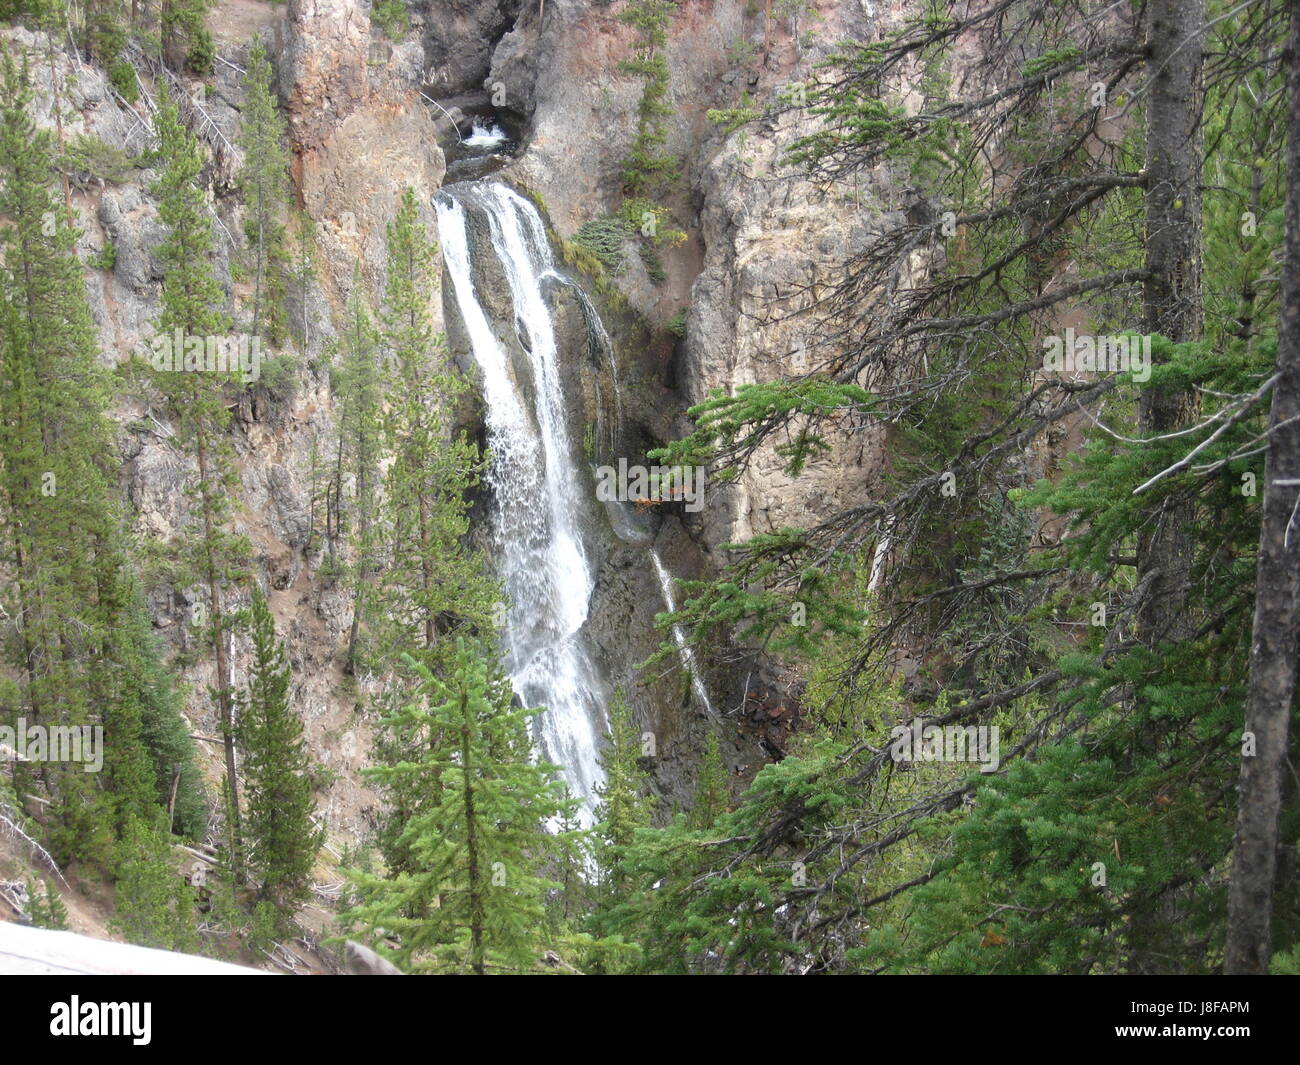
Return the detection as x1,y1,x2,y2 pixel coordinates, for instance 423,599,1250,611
435,182,606,825
650,550,718,720
462,119,509,150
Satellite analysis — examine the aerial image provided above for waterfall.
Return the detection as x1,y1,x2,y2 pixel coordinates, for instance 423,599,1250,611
462,119,509,150
435,181,607,825
650,550,718,720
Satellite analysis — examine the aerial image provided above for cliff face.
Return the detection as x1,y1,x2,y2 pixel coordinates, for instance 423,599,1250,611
282,0,446,298
473,0,894,552
6,0,911,876
423,0,523,95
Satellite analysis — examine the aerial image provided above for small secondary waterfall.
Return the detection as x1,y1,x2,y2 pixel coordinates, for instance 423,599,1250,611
435,181,607,824
462,119,509,150
650,550,718,720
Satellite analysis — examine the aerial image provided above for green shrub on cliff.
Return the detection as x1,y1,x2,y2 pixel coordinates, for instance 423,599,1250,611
573,215,630,272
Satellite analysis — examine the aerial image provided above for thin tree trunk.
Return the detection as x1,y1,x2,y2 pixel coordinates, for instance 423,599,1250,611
405,263,437,656
460,688,485,975
331,431,345,567
346,457,370,673
252,196,264,335
420,490,435,652
1125,0,1207,973
44,30,73,226
196,418,242,882
1137,0,1206,646
167,765,181,829
1224,2,1300,975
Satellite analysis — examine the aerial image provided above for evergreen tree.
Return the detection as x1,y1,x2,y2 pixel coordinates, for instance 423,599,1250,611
0,49,106,861
0,48,206,877
25,876,68,930
593,687,654,893
367,188,498,875
150,84,249,877
289,210,318,351
96,564,166,838
616,0,678,197
687,730,728,830
585,688,655,970
329,269,384,675
110,813,200,953
117,584,209,842
160,0,214,73
375,186,496,668
79,0,136,101
237,38,290,343
548,785,590,926
1225,0,1300,973
610,747,849,973
236,587,322,923
343,638,578,974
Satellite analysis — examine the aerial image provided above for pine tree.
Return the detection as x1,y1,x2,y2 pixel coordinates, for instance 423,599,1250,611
116,584,209,842
289,210,318,351
160,0,214,73
687,730,728,830
236,587,322,923
80,0,124,61
593,687,654,893
549,785,590,926
367,188,498,874
343,638,578,974
329,269,384,675
1225,0,1300,974
237,38,290,344
110,813,200,953
0,48,208,874
150,84,249,877
25,877,68,930
616,0,678,197
96,563,166,838
375,186,495,666
0,48,104,861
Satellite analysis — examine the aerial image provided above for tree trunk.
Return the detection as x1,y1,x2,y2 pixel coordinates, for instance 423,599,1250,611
1224,1,1300,975
252,206,264,336
1124,0,1208,974
1137,0,1206,645
420,490,436,652
196,420,242,882
44,30,73,226
460,690,485,975
346,456,370,674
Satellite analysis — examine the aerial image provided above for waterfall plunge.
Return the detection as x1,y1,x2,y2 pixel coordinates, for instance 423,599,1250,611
436,181,607,826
